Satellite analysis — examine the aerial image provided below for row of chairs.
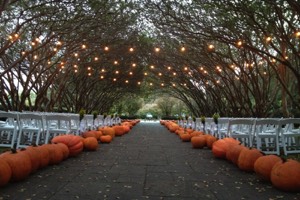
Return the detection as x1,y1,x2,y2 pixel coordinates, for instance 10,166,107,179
190,117,300,156
0,111,120,149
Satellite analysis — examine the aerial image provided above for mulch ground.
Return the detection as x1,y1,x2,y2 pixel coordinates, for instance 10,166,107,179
0,121,299,200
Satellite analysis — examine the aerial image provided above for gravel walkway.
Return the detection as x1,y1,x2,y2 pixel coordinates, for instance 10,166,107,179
0,121,299,200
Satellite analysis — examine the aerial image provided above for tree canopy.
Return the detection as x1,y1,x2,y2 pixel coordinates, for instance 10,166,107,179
0,0,299,117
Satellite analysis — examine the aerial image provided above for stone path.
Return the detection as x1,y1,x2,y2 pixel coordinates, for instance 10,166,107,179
0,121,299,200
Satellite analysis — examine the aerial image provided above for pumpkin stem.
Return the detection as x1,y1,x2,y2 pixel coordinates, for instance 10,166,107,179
11,143,18,154
32,143,38,147
280,157,287,162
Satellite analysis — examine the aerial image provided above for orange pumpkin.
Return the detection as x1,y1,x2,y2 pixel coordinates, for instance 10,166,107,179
94,130,103,140
206,135,217,149
56,143,70,160
82,130,98,139
36,145,50,169
190,131,204,137
254,155,281,182
122,122,133,129
176,129,184,135
52,135,84,157
226,144,247,165
271,159,300,192
185,128,194,134
83,137,99,151
100,135,112,143
169,124,179,132
113,125,126,136
101,127,115,138
237,148,263,172
180,133,192,142
122,125,130,134
21,146,43,173
0,148,32,182
212,138,240,159
0,159,12,187
191,135,207,148
43,144,64,165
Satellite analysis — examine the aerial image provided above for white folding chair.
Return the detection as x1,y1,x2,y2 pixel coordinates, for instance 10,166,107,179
216,118,230,139
253,118,281,155
0,111,19,148
44,114,71,144
227,118,255,147
68,114,80,135
186,117,193,129
95,115,104,128
195,118,202,131
17,113,44,148
104,115,112,126
280,118,300,155
204,118,215,135
82,114,94,130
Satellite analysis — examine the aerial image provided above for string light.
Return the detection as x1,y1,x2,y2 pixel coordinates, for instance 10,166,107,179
236,40,243,47
208,44,214,50
14,33,300,85
266,36,272,42
56,41,62,46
